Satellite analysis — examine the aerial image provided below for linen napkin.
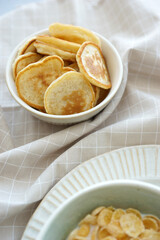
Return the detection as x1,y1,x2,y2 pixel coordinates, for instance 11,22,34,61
0,0,160,239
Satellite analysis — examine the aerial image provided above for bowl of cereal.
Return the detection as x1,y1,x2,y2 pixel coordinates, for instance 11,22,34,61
6,23,123,124
37,180,160,240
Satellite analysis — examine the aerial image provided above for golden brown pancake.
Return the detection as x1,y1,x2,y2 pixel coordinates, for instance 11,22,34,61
16,55,64,110
49,23,100,45
61,67,76,74
18,37,37,55
68,61,79,72
34,41,76,62
36,35,80,53
92,85,100,106
76,41,111,89
13,52,42,79
44,72,95,115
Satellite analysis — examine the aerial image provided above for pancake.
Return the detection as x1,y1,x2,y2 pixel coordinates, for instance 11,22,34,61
34,41,76,62
62,67,76,74
92,85,100,106
16,55,64,110
44,72,95,115
76,41,111,89
68,61,79,72
13,52,42,79
18,37,37,55
36,35,80,53
49,23,100,45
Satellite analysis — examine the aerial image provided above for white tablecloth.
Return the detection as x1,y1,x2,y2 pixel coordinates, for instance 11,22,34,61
0,0,160,239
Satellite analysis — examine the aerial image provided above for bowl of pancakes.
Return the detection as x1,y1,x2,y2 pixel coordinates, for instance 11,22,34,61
6,23,123,124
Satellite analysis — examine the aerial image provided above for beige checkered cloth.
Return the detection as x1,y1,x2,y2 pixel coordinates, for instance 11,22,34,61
0,0,160,239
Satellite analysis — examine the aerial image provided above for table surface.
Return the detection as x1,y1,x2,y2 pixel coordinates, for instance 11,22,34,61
0,0,41,15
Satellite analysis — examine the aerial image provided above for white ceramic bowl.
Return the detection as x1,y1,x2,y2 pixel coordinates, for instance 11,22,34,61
6,29,123,124
38,180,160,240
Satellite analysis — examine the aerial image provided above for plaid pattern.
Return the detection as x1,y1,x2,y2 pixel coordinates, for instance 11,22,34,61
0,0,160,239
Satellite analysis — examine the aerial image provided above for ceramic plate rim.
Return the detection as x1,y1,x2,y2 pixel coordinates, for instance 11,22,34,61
21,144,160,239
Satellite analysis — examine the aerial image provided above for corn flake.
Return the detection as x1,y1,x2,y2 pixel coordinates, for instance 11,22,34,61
126,208,142,219
79,214,97,226
97,208,113,227
106,221,126,239
120,213,144,238
111,209,125,222
145,215,160,229
98,226,110,239
143,216,158,231
91,206,106,216
77,224,90,237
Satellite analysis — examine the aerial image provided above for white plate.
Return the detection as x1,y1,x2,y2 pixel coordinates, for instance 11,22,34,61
22,145,160,240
